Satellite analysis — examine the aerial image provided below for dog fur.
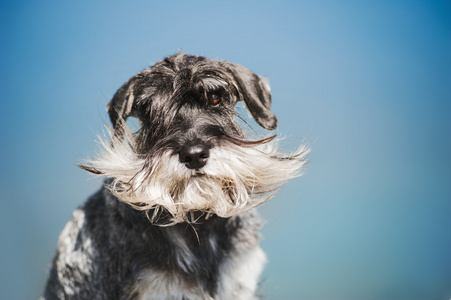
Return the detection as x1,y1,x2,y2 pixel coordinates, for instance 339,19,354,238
42,52,308,300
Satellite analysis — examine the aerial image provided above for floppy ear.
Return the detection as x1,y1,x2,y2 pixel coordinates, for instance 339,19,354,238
225,63,277,130
107,76,139,134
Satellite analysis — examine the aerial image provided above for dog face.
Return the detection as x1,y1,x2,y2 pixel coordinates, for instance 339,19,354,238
81,52,308,223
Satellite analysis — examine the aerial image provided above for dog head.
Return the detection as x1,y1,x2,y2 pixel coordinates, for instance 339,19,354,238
81,52,308,223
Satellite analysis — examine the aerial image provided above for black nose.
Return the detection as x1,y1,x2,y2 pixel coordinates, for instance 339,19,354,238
179,144,210,169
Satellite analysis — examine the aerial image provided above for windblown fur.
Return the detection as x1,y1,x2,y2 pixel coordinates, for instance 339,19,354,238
43,52,309,300
83,127,308,223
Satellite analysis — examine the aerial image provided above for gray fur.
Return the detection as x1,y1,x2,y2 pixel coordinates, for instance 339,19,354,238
43,52,308,299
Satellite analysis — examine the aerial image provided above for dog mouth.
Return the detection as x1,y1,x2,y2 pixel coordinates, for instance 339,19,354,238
192,173,205,178
191,170,206,177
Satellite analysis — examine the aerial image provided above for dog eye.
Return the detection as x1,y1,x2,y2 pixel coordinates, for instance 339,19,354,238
207,93,221,106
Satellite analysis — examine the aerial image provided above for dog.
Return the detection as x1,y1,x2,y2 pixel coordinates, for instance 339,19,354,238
42,52,309,300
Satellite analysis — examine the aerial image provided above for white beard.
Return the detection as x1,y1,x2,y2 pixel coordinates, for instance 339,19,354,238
82,127,309,223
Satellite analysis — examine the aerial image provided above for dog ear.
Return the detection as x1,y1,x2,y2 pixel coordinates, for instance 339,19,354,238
225,63,277,130
107,76,139,132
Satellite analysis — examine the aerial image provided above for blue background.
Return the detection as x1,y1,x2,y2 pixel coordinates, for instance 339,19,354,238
1,1,450,299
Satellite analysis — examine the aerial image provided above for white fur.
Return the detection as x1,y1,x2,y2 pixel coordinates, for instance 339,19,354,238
132,244,266,300
216,246,267,300
55,209,93,296
199,77,228,91
83,127,309,223
132,269,213,300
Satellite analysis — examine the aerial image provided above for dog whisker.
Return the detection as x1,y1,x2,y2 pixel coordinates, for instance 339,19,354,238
45,52,309,300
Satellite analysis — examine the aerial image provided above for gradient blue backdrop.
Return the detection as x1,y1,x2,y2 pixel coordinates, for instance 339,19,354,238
1,1,450,299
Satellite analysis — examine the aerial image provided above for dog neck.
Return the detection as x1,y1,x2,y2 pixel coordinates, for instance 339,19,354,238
102,187,240,294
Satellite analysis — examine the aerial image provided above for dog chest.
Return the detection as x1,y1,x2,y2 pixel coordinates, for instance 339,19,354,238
132,245,266,300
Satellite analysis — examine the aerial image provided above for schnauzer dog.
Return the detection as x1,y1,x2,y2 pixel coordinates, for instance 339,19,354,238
42,52,308,300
